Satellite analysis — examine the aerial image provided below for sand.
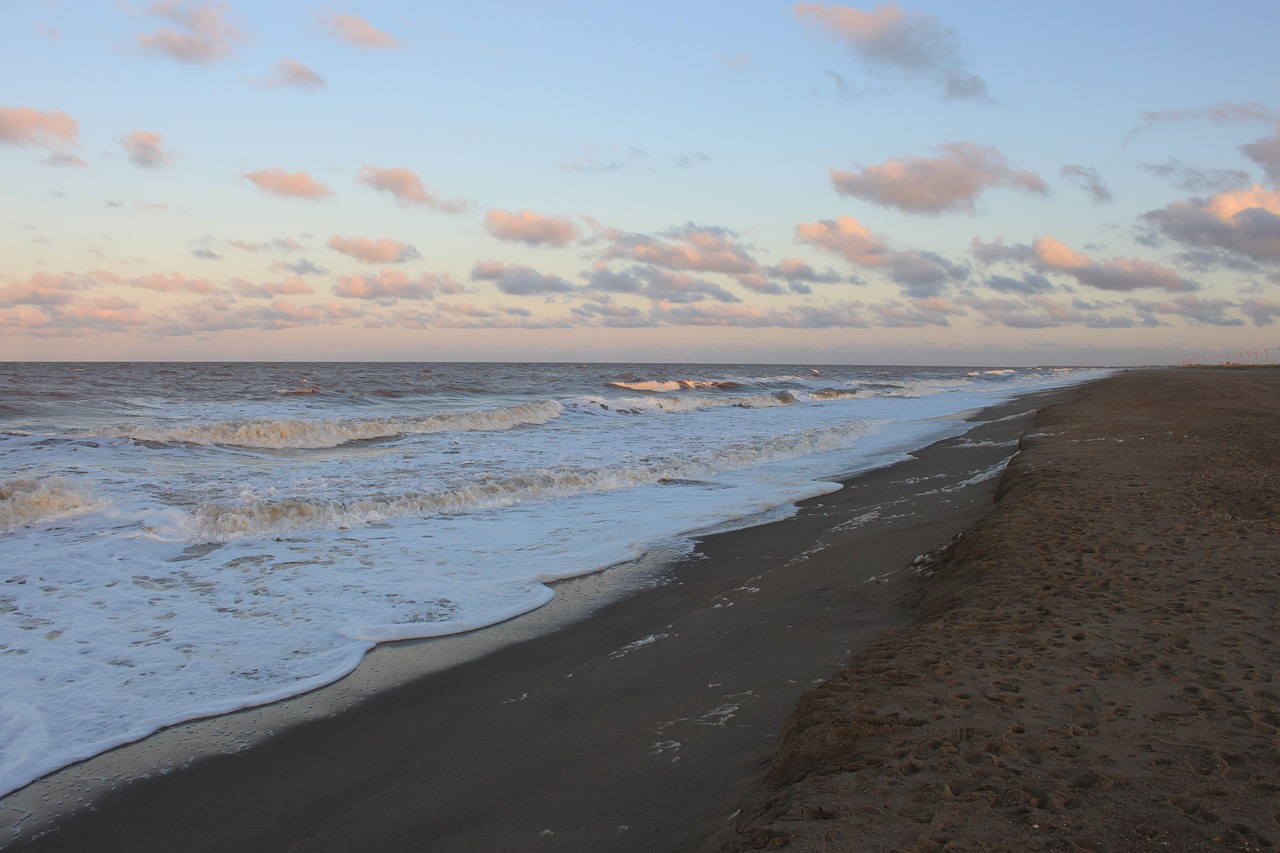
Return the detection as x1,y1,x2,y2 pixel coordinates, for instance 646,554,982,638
719,368,1280,852
10,385,1062,852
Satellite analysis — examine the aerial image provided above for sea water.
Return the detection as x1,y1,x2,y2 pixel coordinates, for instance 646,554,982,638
0,362,1106,798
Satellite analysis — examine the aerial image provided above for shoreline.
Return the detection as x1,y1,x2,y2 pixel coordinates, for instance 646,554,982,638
8,384,1081,851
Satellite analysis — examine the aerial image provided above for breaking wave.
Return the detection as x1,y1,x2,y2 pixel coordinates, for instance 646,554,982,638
90,401,565,449
0,477,104,534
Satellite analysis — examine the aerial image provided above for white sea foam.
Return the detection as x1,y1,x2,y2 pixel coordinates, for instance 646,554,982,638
89,400,564,449
0,477,104,534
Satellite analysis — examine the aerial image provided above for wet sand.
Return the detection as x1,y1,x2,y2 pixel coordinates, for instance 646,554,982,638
720,368,1280,852
10,385,1069,851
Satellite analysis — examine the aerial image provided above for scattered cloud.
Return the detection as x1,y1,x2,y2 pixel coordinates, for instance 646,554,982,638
795,2,990,101
262,59,326,91
328,235,421,264
333,269,460,301
585,265,741,304
1142,184,1280,267
970,236,1036,265
1242,123,1280,185
230,237,304,252
830,142,1045,214
795,215,968,296
1060,164,1112,203
1240,297,1280,326
602,224,758,276
42,152,88,168
1124,100,1274,145
131,1,246,65
357,165,467,212
121,130,174,169
1129,294,1244,327
271,258,328,276
191,247,221,260
471,261,576,296
232,276,314,298
243,168,333,200
1032,236,1198,293
127,272,218,294
484,209,580,247
767,258,846,284
558,144,647,173
985,272,1055,295
0,106,79,151
1138,158,1251,194
321,13,400,49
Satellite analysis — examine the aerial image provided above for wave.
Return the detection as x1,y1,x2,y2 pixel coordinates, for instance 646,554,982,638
183,421,873,541
607,379,743,392
90,400,564,449
0,477,104,534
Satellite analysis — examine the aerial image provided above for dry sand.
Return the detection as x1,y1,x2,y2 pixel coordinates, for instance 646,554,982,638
719,368,1280,852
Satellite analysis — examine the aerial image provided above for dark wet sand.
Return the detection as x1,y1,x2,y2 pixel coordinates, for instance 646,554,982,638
720,368,1280,852
14,386,1077,853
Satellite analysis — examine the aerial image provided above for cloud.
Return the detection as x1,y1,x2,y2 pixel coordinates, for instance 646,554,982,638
985,272,1055,295
830,142,1045,214
328,235,420,264
191,247,221,260
262,59,326,91
232,276,314,298
132,1,246,65
470,261,576,296
1142,185,1280,267
484,209,580,247
1060,165,1112,203
357,165,466,212
558,144,647,173
1242,123,1280,185
585,266,741,304
230,237,304,252
121,130,174,169
1240,297,1280,326
795,215,968,296
970,236,1035,265
270,258,328,276
1033,236,1198,293
1138,158,1251,194
244,168,333,200
42,152,88,168
570,300,655,328
333,269,460,301
1129,295,1244,327
794,2,989,101
601,224,758,276
868,296,963,327
429,302,571,330
0,106,79,151
322,13,400,49
159,298,364,334
1124,100,1274,145
960,294,1134,330
127,272,218,294
767,258,846,284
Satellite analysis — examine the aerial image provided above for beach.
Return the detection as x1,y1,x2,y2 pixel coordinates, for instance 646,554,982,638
721,368,1280,852
14,368,1277,852
8,377,1068,852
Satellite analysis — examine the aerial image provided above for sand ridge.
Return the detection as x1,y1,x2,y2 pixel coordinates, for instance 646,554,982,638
720,369,1280,852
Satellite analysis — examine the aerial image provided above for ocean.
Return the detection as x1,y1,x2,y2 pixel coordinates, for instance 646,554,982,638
0,361,1106,799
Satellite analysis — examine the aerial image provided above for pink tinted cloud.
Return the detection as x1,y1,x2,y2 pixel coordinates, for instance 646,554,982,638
484,209,580,247
357,166,466,212
1033,236,1198,293
127,272,218,294
794,2,989,100
0,106,79,150
323,14,400,49
121,130,174,169
232,276,314,298
470,261,576,295
602,225,758,276
264,59,326,91
1143,184,1280,267
830,142,1046,214
244,168,334,200
133,1,246,65
328,236,421,264
333,269,461,301
795,215,968,297
1242,124,1280,185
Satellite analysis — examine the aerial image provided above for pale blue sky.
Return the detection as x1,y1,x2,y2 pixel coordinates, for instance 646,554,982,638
2,1,1278,364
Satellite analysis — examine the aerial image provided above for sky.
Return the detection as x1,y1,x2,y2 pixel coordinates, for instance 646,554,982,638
2,1,1279,365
